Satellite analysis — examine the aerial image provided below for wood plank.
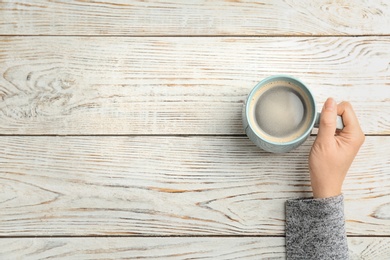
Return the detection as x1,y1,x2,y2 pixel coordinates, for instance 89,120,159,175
0,237,389,259
0,136,388,236
1,36,389,135
1,1,390,36
0,237,284,259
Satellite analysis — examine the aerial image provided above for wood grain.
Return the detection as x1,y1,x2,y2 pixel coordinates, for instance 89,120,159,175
1,237,282,259
0,136,388,236
0,237,389,259
2,1,389,258
1,0,390,36
1,36,389,135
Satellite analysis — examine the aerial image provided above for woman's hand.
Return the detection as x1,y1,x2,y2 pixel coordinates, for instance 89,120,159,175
309,98,365,198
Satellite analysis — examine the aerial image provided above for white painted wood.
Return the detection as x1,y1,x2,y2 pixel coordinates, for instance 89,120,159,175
1,37,389,135
0,237,285,259
0,136,388,236
0,237,388,259
348,237,390,260
2,1,388,257
1,0,390,36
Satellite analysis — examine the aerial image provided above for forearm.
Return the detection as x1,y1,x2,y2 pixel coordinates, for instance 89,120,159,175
285,194,348,259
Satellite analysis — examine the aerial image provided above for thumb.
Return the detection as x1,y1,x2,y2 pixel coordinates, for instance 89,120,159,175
317,98,337,141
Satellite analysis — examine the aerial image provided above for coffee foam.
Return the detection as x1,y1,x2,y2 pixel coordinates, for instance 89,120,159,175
247,80,313,143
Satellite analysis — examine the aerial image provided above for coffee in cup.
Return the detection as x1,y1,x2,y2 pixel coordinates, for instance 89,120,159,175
242,75,343,153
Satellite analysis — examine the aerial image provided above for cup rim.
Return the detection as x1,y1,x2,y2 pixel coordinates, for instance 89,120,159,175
245,74,317,146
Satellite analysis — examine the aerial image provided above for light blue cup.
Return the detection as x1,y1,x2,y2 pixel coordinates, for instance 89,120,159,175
242,75,343,153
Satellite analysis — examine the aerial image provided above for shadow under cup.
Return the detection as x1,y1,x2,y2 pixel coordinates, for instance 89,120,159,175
243,76,316,153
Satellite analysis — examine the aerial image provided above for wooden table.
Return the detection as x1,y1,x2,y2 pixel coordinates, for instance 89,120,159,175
1,1,390,259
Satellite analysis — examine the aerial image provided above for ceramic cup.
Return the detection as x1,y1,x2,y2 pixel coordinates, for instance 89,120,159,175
242,75,344,153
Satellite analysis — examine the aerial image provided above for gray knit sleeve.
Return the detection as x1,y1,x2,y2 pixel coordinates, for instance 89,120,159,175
285,194,348,259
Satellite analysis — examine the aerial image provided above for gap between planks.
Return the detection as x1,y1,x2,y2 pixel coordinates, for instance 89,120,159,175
1,34,390,38
1,235,389,239
0,134,386,137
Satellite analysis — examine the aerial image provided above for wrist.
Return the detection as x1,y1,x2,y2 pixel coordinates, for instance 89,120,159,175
313,189,342,199
311,181,342,199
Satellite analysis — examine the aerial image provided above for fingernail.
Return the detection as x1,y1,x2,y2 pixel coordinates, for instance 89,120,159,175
325,98,336,111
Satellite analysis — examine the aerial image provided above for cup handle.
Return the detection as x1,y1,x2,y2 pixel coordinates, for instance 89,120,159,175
315,112,344,130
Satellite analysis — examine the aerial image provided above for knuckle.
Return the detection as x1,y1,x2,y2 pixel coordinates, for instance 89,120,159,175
341,101,353,111
353,132,365,147
359,132,366,144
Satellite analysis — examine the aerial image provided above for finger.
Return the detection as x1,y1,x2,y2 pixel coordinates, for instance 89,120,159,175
317,98,338,141
337,101,365,145
337,101,360,131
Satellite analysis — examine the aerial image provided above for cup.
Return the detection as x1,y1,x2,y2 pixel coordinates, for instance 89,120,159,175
242,75,343,153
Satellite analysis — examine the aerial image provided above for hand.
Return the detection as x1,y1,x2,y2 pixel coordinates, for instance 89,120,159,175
309,98,365,198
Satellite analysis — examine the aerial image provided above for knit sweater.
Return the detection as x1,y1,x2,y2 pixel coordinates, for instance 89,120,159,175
286,194,348,259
